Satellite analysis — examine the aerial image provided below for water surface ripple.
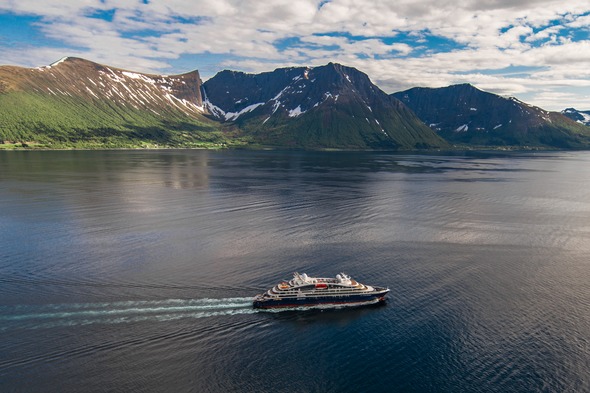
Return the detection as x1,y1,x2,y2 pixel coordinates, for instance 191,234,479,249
1,150,590,392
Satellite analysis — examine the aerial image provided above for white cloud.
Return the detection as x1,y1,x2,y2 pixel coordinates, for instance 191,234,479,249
1,0,590,109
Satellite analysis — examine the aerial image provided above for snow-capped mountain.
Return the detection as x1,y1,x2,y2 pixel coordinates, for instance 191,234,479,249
393,84,590,148
562,108,590,126
2,57,590,150
2,57,205,117
0,57,225,147
202,63,447,149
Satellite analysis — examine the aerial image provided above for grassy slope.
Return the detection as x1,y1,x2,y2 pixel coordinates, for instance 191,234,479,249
237,100,448,150
440,113,590,149
0,91,243,148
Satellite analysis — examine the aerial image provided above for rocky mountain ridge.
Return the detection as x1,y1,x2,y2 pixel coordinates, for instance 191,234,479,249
2,56,206,117
1,57,590,150
0,57,225,148
393,84,590,148
202,63,447,149
562,108,590,126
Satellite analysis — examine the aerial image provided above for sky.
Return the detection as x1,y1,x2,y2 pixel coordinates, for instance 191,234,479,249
1,0,590,111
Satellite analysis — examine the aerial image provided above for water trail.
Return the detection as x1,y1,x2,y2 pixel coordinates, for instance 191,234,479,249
0,297,258,330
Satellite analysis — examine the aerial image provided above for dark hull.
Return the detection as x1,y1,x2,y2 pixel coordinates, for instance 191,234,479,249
253,289,389,309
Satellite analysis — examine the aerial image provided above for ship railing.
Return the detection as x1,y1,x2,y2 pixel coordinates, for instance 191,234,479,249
270,289,372,297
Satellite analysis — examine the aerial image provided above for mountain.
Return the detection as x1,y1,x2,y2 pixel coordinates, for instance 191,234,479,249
202,63,448,149
562,108,590,126
0,57,229,148
393,84,590,149
3,57,590,150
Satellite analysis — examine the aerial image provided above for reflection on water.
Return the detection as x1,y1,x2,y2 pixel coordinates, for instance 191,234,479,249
1,150,590,392
0,149,211,190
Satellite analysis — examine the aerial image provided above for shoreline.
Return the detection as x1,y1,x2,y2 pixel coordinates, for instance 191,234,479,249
0,143,581,153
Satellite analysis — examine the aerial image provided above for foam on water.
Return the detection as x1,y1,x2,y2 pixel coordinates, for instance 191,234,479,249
0,297,257,330
1,296,389,330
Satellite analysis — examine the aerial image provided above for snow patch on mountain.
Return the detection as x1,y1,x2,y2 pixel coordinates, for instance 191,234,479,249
273,85,291,101
49,57,69,67
288,105,305,118
224,102,264,121
204,97,227,119
85,87,99,99
375,119,386,133
122,71,157,85
272,100,281,114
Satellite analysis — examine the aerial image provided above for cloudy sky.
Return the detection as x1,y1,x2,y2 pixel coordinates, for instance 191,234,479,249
1,0,589,110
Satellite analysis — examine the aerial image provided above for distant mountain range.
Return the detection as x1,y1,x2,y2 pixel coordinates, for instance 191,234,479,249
561,108,590,126
393,84,590,149
1,57,589,150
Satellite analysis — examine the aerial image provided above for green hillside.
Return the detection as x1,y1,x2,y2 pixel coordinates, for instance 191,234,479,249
0,91,234,149
238,98,447,150
0,58,244,149
3,58,588,151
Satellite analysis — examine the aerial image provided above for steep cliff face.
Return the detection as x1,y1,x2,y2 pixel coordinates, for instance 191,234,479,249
394,84,590,148
202,63,448,149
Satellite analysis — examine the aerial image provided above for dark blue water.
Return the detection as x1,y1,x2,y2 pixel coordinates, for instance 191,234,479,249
1,150,590,392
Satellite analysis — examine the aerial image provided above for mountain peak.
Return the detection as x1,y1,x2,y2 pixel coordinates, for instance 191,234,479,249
4,56,205,113
216,69,247,76
0,57,220,148
447,83,481,92
45,56,101,68
394,84,590,148
202,62,446,149
324,62,345,70
561,107,590,126
319,62,363,76
49,57,70,67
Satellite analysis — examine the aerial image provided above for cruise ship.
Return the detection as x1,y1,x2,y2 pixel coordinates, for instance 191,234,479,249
253,272,390,309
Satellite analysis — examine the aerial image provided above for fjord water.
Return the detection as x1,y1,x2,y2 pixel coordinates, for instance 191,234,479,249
1,150,590,392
